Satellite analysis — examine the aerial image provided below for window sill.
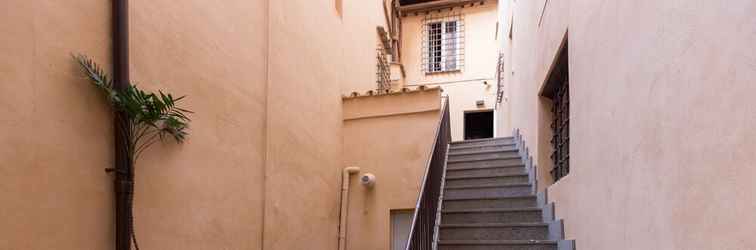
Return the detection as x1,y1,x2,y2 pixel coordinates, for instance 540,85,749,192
425,69,461,75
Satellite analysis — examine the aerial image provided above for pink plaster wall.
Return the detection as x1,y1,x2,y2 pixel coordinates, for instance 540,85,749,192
501,0,756,249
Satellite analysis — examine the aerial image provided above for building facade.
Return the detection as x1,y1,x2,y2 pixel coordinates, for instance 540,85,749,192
3,0,752,250
0,1,440,250
397,0,504,141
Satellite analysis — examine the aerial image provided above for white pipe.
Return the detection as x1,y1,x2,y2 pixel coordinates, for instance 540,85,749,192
338,166,360,250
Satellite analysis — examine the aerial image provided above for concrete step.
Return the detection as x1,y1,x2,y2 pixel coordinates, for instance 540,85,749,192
438,240,557,250
451,137,515,147
446,165,526,178
448,150,520,161
444,184,532,199
445,173,529,187
442,208,543,224
449,148,519,156
450,143,518,154
447,158,524,169
443,196,538,210
439,223,549,241
448,155,521,164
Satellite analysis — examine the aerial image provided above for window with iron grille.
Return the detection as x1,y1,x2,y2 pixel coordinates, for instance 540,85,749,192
422,13,464,74
550,80,569,181
542,38,569,182
376,45,391,91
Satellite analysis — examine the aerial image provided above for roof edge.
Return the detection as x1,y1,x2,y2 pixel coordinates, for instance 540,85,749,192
342,85,441,100
399,0,495,14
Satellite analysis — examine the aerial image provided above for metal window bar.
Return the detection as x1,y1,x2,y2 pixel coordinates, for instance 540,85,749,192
495,52,505,105
405,97,451,250
422,12,465,74
377,44,392,91
550,80,570,181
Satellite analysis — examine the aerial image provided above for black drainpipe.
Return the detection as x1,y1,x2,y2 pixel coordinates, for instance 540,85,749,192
112,0,132,250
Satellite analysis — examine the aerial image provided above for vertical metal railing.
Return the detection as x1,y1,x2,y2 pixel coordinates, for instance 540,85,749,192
405,97,451,250
495,52,505,106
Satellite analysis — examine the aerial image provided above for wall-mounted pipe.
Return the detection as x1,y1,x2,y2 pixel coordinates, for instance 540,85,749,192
338,166,361,250
111,1,132,250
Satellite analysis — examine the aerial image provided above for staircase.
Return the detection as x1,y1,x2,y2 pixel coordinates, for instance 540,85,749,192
436,137,575,250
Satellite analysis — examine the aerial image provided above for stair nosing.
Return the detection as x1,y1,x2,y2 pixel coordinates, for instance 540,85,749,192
443,195,536,201
446,164,526,171
450,137,514,144
444,183,531,190
448,149,518,156
440,222,549,228
438,240,557,245
449,143,517,150
448,156,521,163
442,207,542,213
445,173,528,180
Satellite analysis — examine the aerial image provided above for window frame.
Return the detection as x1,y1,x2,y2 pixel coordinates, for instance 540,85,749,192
422,13,464,74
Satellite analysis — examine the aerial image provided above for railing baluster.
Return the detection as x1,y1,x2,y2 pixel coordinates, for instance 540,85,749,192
405,98,451,250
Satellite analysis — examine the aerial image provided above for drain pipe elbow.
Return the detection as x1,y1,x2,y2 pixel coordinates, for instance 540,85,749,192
338,166,360,250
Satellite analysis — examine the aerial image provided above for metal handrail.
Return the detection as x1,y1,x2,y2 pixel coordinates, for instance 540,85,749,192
405,97,451,250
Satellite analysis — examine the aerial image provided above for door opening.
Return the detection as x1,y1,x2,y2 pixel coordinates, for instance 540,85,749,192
390,210,413,250
464,110,494,140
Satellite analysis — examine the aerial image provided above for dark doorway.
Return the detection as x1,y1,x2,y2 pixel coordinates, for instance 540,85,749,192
464,111,494,140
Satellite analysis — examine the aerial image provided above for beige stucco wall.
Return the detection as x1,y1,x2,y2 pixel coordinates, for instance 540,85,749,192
342,89,441,250
0,1,113,249
129,1,269,249
501,0,756,249
1,0,401,250
400,1,503,140
263,1,347,249
341,0,393,93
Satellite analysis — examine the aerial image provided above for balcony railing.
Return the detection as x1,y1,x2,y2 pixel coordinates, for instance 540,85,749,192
405,97,451,250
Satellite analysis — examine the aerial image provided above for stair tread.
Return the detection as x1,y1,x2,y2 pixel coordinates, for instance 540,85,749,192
448,156,521,163
445,183,531,190
450,143,517,150
448,149,518,156
442,207,541,213
445,173,528,180
447,164,526,171
443,195,536,201
438,240,557,245
450,137,514,144
441,222,548,228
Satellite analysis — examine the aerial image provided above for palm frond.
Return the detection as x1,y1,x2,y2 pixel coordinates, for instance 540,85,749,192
75,54,193,161
73,54,117,102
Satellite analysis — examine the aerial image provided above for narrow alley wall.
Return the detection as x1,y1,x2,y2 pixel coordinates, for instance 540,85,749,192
263,0,345,249
501,0,756,249
0,0,399,250
129,1,269,249
340,0,395,93
0,1,113,249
